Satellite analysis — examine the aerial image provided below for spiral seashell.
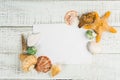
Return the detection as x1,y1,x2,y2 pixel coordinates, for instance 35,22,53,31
20,54,37,72
35,56,52,73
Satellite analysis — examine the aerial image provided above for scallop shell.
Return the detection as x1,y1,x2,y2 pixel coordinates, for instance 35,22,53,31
51,64,61,77
27,33,40,47
20,54,37,72
35,56,52,73
87,41,102,54
64,10,79,26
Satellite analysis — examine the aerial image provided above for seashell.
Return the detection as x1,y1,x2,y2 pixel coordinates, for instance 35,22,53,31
72,17,79,27
78,12,97,28
87,41,102,54
64,10,79,26
86,30,96,40
51,64,61,77
20,53,37,72
27,33,40,47
35,56,52,73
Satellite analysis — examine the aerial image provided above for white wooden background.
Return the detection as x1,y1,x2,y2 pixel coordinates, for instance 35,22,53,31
0,0,120,80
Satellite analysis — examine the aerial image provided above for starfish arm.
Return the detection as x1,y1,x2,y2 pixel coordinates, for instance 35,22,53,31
94,12,100,20
83,24,94,29
108,26,117,33
96,34,101,43
102,11,111,19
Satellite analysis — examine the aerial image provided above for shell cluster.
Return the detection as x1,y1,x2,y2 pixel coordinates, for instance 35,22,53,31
20,34,61,77
64,10,104,54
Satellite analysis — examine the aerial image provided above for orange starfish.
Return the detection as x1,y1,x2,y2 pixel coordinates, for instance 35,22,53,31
83,11,117,43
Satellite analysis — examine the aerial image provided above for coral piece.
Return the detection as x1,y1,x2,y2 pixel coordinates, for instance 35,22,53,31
35,56,52,73
19,53,37,72
78,12,98,28
64,10,78,25
83,11,117,42
51,65,61,77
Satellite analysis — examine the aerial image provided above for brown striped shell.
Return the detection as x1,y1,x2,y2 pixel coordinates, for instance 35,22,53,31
35,56,52,73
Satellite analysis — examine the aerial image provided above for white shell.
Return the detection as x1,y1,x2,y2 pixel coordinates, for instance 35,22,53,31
71,17,79,27
27,33,40,47
87,41,102,54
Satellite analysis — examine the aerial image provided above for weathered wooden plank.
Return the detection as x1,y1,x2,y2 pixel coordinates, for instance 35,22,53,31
99,27,120,54
0,0,120,79
0,26,32,79
0,1,120,26
0,26,32,53
0,26,120,79
0,26,120,54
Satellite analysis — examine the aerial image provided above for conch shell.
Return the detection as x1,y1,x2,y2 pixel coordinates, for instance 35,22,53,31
35,56,52,73
19,53,37,72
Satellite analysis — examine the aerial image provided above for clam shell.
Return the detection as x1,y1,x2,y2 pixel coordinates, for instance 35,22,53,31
27,33,40,47
87,41,102,54
35,56,52,73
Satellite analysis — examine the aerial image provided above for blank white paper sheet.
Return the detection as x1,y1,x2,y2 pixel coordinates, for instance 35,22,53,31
33,24,92,64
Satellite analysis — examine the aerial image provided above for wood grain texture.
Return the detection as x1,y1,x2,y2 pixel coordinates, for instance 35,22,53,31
0,0,120,80
0,1,120,26
0,27,120,80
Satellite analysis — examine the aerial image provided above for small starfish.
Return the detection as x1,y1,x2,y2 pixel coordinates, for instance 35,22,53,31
83,11,117,43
